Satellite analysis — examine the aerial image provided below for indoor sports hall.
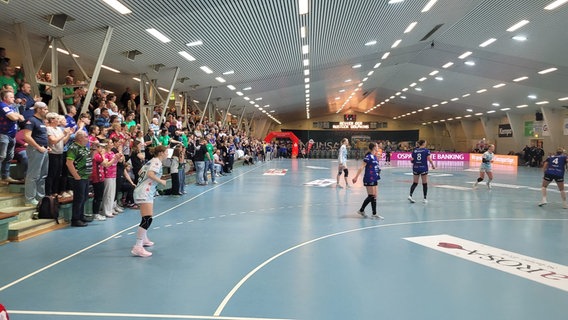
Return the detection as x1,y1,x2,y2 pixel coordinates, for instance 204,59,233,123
0,158,566,320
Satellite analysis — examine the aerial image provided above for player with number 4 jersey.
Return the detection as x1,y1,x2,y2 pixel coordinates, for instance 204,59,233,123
539,147,568,208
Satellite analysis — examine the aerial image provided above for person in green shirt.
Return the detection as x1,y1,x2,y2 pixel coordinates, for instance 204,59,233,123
62,76,75,106
124,111,137,130
66,130,93,227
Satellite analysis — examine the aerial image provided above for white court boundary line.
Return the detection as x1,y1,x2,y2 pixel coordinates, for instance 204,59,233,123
0,166,262,293
214,217,568,316
8,310,292,320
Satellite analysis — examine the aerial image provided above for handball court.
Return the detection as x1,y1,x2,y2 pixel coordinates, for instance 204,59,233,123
0,158,567,320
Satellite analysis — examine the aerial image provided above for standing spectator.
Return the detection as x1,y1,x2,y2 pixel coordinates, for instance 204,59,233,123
120,87,131,109
101,140,122,218
131,145,168,257
538,147,568,208
62,76,75,108
14,129,28,178
38,72,52,106
169,147,181,195
204,136,216,184
65,130,92,227
91,143,107,221
23,102,49,206
0,66,17,93
15,82,40,121
194,138,207,185
0,90,24,182
45,113,71,195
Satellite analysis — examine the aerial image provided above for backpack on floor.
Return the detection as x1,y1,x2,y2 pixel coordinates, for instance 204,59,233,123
36,195,60,224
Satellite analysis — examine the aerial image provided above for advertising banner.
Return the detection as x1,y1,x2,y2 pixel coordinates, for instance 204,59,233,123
498,124,513,137
391,152,470,161
469,153,518,166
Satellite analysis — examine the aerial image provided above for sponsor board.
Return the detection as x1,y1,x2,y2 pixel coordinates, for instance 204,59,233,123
304,179,337,187
263,169,287,176
392,152,470,162
405,234,568,292
469,153,518,166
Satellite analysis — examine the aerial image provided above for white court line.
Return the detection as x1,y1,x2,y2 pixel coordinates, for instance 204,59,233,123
8,310,293,320
213,217,568,316
0,166,260,293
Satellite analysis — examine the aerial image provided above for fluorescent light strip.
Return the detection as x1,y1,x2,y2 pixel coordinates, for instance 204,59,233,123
382,52,390,59
458,51,472,59
227,85,236,90
405,22,417,33
215,77,226,83
223,70,234,75
421,0,437,12
513,76,528,82
365,40,377,46
493,83,506,88
186,40,203,47
198,66,214,74
558,97,568,101
429,70,439,75
512,35,527,41
479,38,496,47
536,101,549,105
146,28,171,43
103,0,132,14
544,0,568,10
391,39,402,48
101,65,120,73
507,20,529,32
302,45,309,54
303,59,309,66
373,63,381,68
538,67,557,74
516,104,528,108
442,62,454,68
178,51,196,61
476,89,487,93
158,87,169,92
299,0,309,14
304,69,310,75
300,26,306,38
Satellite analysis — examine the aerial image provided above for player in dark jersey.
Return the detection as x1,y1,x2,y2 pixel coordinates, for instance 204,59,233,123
539,147,567,208
352,142,383,219
408,140,435,204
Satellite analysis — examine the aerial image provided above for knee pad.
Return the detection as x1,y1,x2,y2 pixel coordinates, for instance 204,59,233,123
477,177,484,182
139,216,153,230
343,169,348,177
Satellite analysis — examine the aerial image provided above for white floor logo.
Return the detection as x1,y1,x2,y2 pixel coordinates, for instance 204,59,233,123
263,169,287,176
304,179,337,187
405,234,568,292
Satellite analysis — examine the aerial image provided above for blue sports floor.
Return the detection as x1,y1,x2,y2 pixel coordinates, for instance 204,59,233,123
0,158,567,320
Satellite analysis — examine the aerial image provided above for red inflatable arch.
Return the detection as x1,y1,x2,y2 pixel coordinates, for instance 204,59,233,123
264,131,300,158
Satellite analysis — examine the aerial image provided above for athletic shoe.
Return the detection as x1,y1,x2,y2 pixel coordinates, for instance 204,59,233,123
345,184,350,189
94,214,107,221
486,182,491,190
408,195,415,203
371,214,384,220
356,210,367,218
114,206,124,213
131,245,152,257
563,202,568,209
473,182,478,189
104,212,115,218
213,181,218,184
336,183,342,188
143,239,155,247
25,199,39,207
423,199,428,204
538,200,547,207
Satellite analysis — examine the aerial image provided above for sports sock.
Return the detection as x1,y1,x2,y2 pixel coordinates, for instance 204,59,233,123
410,183,418,196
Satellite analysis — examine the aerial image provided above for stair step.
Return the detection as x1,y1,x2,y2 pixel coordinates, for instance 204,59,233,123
0,192,25,207
8,218,67,242
0,206,37,222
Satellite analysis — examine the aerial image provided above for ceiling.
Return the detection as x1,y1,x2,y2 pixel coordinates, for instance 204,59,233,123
1,0,567,125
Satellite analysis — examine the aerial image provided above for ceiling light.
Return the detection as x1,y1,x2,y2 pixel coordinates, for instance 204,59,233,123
405,21,417,33
236,92,243,96
215,77,226,83
462,93,471,97
402,88,408,91
132,77,141,82
435,76,443,81
101,65,120,73
304,77,310,83
492,103,500,106
103,0,132,14
409,82,417,87
500,108,511,111
528,95,537,99
146,28,171,43
544,0,568,10
186,40,203,47
516,104,528,108
487,110,496,114
344,79,352,83
421,0,438,12
451,97,459,101
425,107,431,110
178,51,196,61
373,63,381,68
299,0,309,14
223,70,234,75
362,77,369,82
302,45,309,54
493,83,506,88
558,97,568,101
365,40,377,46
339,89,345,93
513,76,528,82
466,109,473,112
464,115,472,118
388,0,404,3
512,35,527,41
158,87,169,92
538,67,557,74
391,39,402,48
381,52,390,59
536,101,549,105
243,87,252,90
429,70,439,76
243,97,250,101
442,62,454,68
304,69,310,75
440,101,448,105
200,66,213,74
367,71,374,76
479,38,497,47
477,89,487,93
300,26,306,38
305,84,310,89
303,59,309,66
507,20,530,32
419,77,427,81
227,85,236,90
458,51,472,59
475,113,483,116
352,64,362,69
465,61,475,66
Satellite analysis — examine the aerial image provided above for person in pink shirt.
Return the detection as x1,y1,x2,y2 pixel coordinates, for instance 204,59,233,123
102,139,122,218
